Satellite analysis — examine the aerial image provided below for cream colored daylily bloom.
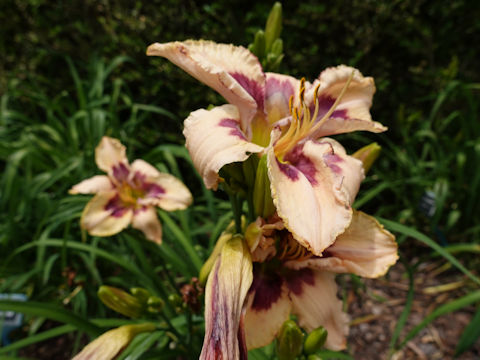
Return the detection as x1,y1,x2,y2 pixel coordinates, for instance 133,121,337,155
148,40,386,255
70,136,192,243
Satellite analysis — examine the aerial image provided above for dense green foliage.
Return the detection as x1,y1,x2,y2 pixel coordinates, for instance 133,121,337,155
0,0,479,358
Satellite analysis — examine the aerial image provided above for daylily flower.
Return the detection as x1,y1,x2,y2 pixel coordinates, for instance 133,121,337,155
70,136,192,243
147,40,387,255
201,211,397,356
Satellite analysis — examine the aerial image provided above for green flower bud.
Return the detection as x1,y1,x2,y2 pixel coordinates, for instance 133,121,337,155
253,154,275,218
265,2,282,52
130,287,151,303
352,142,381,174
304,326,328,354
276,320,304,360
307,355,324,360
98,286,144,318
271,38,283,56
147,296,165,314
252,30,266,60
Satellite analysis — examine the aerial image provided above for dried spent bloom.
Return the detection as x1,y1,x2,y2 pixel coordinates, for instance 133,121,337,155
70,136,192,243
147,40,386,255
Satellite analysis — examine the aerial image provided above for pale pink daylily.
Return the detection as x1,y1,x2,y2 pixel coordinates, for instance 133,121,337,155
201,211,397,357
147,40,387,255
70,136,192,243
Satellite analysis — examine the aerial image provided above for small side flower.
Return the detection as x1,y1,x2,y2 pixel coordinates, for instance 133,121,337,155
70,136,192,243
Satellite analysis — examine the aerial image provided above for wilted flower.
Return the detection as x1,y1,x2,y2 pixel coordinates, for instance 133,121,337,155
147,40,386,255
70,136,192,243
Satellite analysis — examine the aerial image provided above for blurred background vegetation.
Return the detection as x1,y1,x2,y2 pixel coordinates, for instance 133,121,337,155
1,0,480,358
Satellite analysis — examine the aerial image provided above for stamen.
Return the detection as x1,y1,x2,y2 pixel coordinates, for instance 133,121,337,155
274,71,354,158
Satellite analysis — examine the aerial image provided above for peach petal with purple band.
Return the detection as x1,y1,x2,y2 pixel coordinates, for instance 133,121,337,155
69,175,113,195
244,279,291,349
317,138,364,204
80,191,133,237
267,141,352,255
289,211,398,278
95,136,129,174
306,65,386,138
132,206,163,244
147,40,266,130
289,270,349,351
184,104,263,190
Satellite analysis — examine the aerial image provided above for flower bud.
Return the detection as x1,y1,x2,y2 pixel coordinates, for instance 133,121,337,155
352,142,381,174
304,326,328,354
98,286,144,318
276,320,304,360
265,2,282,52
130,287,151,303
72,323,155,360
147,295,165,314
251,30,266,59
199,230,234,285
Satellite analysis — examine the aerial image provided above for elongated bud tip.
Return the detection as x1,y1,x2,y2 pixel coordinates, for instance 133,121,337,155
304,326,328,354
276,320,304,360
352,142,381,174
98,286,144,318
265,2,282,51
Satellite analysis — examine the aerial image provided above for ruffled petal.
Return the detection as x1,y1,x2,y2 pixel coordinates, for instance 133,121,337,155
80,191,133,237
132,207,163,244
267,140,352,255
289,211,398,278
244,269,292,349
184,104,264,190
201,236,253,360
69,175,112,194
147,40,265,130
95,136,129,174
307,65,386,137
288,270,349,351
131,160,193,211
317,138,365,204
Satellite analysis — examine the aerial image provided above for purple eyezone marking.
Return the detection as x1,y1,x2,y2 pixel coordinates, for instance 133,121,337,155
249,267,283,311
285,268,315,296
112,162,130,182
266,77,294,102
230,72,265,110
105,194,128,217
276,158,299,181
144,182,166,198
311,95,348,122
219,118,247,140
323,153,344,175
284,145,317,185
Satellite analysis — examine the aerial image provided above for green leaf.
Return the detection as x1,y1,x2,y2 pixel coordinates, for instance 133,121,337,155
379,219,480,286
454,306,480,357
0,300,102,337
0,324,75,354
399,290,480,348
